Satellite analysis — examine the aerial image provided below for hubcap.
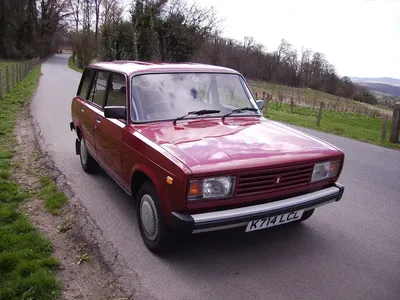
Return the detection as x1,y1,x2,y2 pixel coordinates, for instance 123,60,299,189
80,138,88,165
140,194,159,241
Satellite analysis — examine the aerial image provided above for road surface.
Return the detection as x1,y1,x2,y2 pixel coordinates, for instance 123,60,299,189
31,54,400,300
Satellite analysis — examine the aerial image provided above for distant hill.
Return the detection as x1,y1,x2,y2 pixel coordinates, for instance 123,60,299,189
356,82,400,97
350,77,400,87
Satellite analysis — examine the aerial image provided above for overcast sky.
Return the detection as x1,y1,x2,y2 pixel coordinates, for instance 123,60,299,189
125,0,400,79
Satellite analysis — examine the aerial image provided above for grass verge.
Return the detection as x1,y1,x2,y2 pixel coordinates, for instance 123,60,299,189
39,176,67,215
68,56,83,73
0,64,61,299
265,101,400,149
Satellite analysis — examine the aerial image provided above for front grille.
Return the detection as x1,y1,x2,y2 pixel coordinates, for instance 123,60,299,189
236,164,314,196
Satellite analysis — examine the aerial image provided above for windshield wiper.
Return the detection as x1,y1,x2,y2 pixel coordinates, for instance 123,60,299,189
173,109,221,125
222,107,259,120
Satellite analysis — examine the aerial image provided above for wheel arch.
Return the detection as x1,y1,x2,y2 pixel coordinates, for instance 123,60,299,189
130,164,163,203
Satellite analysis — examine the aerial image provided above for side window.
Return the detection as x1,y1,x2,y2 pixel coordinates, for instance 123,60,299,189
77,69,93,99
105,73,126,107
89,71,109,107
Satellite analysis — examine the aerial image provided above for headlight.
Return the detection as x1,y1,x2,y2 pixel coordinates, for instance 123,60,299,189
311,160,341,182
187,176,236,201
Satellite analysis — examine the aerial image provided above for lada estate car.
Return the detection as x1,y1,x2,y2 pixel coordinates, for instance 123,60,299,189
70,61,345,253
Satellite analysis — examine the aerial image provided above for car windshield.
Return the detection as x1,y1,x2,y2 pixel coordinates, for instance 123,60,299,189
130,73,258,122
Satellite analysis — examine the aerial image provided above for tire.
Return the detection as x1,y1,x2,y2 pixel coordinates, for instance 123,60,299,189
79,137,99,174
137,181,175,254
296,208,315,222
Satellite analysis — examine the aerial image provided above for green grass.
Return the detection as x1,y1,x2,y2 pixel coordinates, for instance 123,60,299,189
265,101,400,149
68,56,83,73
0,64,61,299
39,176,67,215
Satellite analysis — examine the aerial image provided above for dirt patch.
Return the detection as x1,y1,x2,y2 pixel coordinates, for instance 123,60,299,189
13,102,132,300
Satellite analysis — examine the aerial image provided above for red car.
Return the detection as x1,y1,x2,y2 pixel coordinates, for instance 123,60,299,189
70,61,345,253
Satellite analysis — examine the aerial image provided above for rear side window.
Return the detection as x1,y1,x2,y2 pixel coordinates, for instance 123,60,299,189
89,71,109,107
105,73,126,107
77,69,93,99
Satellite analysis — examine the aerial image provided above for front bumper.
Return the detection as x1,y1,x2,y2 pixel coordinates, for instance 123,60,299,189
171,182,344,235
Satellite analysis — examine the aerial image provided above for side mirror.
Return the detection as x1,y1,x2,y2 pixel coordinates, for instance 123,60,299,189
256,100,265,111
104,106,126,119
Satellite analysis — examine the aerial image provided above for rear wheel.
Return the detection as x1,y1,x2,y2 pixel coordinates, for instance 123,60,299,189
79,137,99,173
137,181,175,254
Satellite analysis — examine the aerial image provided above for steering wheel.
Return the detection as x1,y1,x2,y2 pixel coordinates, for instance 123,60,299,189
143,100,173,116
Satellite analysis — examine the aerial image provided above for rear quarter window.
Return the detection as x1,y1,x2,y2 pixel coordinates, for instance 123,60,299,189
77,69,93,99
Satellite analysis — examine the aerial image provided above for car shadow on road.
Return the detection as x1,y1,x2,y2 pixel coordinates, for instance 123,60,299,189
171,221,324,256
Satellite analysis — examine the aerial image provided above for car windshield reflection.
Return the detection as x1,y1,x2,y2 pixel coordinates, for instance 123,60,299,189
130,73,259,122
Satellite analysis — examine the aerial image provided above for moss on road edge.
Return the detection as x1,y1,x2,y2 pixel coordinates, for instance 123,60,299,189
68,56,83,73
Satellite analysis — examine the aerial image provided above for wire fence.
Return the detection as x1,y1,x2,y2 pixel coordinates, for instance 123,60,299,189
0,57,40,99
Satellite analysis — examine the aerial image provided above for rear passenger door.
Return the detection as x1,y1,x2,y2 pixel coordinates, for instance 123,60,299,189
94,72,127,184
76,68,104,158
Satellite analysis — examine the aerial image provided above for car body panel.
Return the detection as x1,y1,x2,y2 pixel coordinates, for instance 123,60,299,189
132,117,342,176
95,110,126,184
74,97,98,157
120,127,189,213
87,61,240,77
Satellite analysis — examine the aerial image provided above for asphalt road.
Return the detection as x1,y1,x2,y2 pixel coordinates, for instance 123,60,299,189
32,54,400,300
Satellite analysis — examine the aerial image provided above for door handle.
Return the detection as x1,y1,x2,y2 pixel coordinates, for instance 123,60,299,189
81,106,85,112
96,116,102,124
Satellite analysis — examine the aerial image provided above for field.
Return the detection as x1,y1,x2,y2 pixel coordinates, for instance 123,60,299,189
264,101,400,149
249,80,393,118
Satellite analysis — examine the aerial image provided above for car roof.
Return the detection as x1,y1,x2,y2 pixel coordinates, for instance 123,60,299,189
87,61,240,76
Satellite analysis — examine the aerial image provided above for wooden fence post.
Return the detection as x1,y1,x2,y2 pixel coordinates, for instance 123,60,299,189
0,69,3,99
290,98,294,114
264,99,269,115
381,115,388,143
11,65,15,88
262,91,265,100
5,66,9,93
316,101,324,127
389,103,400,143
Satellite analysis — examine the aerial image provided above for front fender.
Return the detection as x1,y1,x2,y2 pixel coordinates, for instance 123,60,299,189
130,163,163,196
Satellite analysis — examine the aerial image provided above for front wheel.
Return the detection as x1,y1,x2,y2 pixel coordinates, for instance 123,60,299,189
137,181,175,254
79,137,99,174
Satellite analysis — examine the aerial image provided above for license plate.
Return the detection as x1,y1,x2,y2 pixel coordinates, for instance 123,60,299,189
245,210,304,232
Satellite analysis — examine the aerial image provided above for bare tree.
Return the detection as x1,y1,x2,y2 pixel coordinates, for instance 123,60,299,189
101,0,122,26
298,47,312,87
93,0,103,41
68,0,80,31
81,0,93,33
